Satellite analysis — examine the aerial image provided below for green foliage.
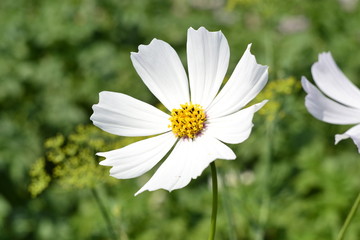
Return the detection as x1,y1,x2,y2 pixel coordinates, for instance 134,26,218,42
1,0,360,239
28,125,127,197
254,76,302,122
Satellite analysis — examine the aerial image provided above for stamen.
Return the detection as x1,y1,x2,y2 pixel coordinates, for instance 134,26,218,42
168,103,206,139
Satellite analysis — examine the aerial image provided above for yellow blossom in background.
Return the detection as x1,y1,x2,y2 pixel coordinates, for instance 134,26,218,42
28,158,51,197
254,77,301,122
29,125,143,197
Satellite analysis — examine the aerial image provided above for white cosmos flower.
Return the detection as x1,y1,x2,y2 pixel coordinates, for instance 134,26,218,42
91,27,268,195
302,52,360,153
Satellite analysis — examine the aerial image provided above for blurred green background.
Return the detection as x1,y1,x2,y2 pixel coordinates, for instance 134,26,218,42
1,0,360,239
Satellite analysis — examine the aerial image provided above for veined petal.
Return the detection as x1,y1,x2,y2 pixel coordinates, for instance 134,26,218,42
98,132,177,179
135,135,235,195
91,91,170,137
131,39,190,111
207,44,268,118
302,77,360,124
335,124,360,153
312,52,360,109
206,100,267,144
187,27,230,108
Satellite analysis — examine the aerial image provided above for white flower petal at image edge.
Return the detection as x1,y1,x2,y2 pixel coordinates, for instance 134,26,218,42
301,52,360,153
91,27,268,195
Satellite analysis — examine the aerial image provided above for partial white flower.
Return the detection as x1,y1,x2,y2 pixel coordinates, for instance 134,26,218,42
301,52,360,153
91,27,268,195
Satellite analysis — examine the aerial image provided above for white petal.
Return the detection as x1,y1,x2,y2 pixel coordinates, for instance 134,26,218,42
312,52,360,109
98,132,177,179
206,100,267,144
187,27,230,108
302,77,360,124
335,124,360,153
91,91,170,137
131,39,189,111
207,44,268,118
135,135,235,195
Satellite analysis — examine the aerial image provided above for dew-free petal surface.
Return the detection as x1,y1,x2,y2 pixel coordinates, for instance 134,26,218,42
98,132,176,179
302,77,360,124
207,100,267,144
335,124,360,153
91,91,170,137
135,135,235,195
207,44,268,118
312,52,360,109
187,27,229,108
131,39,190,111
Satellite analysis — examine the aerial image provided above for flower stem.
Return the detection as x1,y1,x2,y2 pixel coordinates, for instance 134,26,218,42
208,161,218,240
91,188,118,240
336,192,360,240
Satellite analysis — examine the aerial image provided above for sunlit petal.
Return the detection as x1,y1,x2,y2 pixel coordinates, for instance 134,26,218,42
91,91,170,137
135,135,235,195
187,27,230,108
335,124,360,153
207,100,267,144
131,39,190,111
98,132,176,179
207,44,268,118
302,77,360,124
312,52,360,109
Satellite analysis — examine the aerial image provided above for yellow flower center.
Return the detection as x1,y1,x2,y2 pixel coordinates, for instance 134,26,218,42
168,103,206,139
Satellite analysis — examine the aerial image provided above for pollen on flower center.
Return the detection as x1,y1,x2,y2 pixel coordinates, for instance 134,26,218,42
168,103,206,139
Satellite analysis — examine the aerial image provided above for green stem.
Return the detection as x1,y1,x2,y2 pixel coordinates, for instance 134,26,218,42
208,162,218,240
336,192,360,240
91,188,118,240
